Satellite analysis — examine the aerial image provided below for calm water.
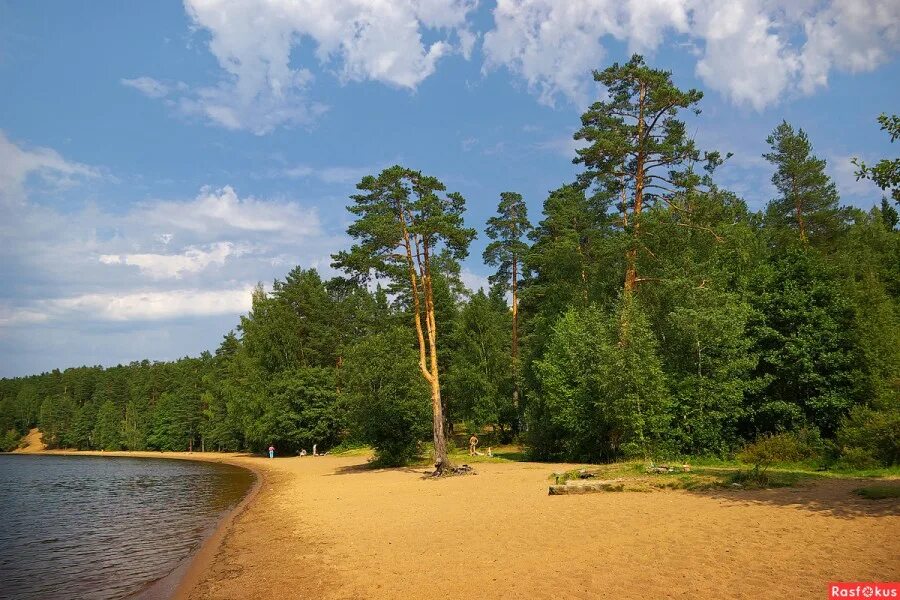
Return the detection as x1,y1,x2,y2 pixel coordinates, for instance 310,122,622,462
0,455,254,600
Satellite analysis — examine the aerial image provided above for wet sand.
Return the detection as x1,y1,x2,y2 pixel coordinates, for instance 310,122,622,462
168,454,898,600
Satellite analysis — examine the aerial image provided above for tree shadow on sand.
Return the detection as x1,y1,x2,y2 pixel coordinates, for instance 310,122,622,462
689,478,899,519
326,462,428,477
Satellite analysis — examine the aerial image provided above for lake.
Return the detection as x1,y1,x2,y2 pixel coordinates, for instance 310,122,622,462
0,454,254,600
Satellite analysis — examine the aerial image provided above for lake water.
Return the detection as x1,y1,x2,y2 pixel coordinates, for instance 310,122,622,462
0,454,254,600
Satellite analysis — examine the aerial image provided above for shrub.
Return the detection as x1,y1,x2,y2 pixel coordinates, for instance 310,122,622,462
737,432,805,473
343,327,431,466
0,428,20,452
834,447,879,470
836,403,900,466
531,301,670,462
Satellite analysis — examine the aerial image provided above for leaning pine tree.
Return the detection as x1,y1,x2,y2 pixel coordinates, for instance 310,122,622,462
332,166,476,475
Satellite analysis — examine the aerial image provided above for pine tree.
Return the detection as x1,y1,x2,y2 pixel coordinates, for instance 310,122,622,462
483,191,531,415
763,121,841,244
332,165,476,474
574,54,711,304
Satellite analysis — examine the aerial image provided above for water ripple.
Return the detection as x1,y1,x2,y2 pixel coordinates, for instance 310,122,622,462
0,455,252,600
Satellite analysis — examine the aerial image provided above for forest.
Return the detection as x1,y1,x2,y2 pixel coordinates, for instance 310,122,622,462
1,57,898,471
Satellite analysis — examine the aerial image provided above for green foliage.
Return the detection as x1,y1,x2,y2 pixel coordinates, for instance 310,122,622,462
148,392,197,451
93,400,121,451
763,121,842,244
575,54,707,200
0,428,20,452
837,402,900,466
747,248,860,436
531,301,670,462
853,113,900,204
0,58,897,474
484,191,531,291
737,432,809,472
331,165,476,283
69,401,98,450
247,367,343,454
445,289,515,432
342,327,431,466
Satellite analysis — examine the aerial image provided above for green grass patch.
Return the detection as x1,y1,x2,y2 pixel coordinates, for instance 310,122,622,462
855,484,900,500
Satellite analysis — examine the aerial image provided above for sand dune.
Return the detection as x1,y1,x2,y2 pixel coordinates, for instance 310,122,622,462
13,428,46,453
183,455,899,600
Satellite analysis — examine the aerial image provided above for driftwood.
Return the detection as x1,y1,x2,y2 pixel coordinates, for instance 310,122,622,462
548,479,627,495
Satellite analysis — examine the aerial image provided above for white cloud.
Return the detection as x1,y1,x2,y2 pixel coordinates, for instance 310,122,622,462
483,0,900,110
1,134,345,339
48,287,254,322
126,0,477,134
120,76,171,98
0,130,99,205
533,133,589,158
138,185,322,235
460,268,490,293
828,152,884,201
99,241,249,279
0,306,50,327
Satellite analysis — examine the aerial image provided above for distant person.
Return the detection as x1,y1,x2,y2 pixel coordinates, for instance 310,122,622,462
469,434,479,456
313,443,317,456
268,445,275,459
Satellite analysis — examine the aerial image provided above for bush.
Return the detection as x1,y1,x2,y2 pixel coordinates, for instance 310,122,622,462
343,327,431,466
834,447,879,470
836,403,900,466
737,432,806,473
0,428,21,452
531,301,670,462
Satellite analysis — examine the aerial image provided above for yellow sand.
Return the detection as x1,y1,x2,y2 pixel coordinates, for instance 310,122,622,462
25,449,898,599
13,428,46,453
183,454,898,600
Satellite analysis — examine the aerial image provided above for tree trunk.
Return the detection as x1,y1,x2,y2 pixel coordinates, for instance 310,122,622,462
430,376,449,473
511,254,521,414
795,193,807,243
511,254,518,361
622,83,646,339
423,271,450,474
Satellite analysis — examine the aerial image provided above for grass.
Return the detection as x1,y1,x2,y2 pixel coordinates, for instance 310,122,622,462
855,484,900,500
547,458,899,493
341,440,898,493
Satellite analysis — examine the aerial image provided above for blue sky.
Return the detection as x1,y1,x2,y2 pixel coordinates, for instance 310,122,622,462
1,0,897,377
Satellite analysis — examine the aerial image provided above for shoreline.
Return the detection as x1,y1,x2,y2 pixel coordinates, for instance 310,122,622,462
11,449,899,599
19,449,267,600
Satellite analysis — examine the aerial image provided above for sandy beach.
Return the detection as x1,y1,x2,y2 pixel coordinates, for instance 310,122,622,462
157,453,897,600
18,437,899,600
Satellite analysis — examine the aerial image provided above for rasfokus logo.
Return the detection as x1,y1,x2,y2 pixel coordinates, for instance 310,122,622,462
830,583,899,598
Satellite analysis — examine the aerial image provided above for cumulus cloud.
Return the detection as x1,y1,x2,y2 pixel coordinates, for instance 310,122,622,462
0,130,99,205
828,152,884,201
459,268,490,294
48,287,255,321
137,185,322,235
124,0,477,134
1,135,344,342
99,242,251,280
483,0,900,110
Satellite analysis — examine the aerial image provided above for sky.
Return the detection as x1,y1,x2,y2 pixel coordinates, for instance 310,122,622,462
0,0,898,378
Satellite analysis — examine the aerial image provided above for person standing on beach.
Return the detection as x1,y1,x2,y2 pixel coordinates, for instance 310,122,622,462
268,445,275,459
